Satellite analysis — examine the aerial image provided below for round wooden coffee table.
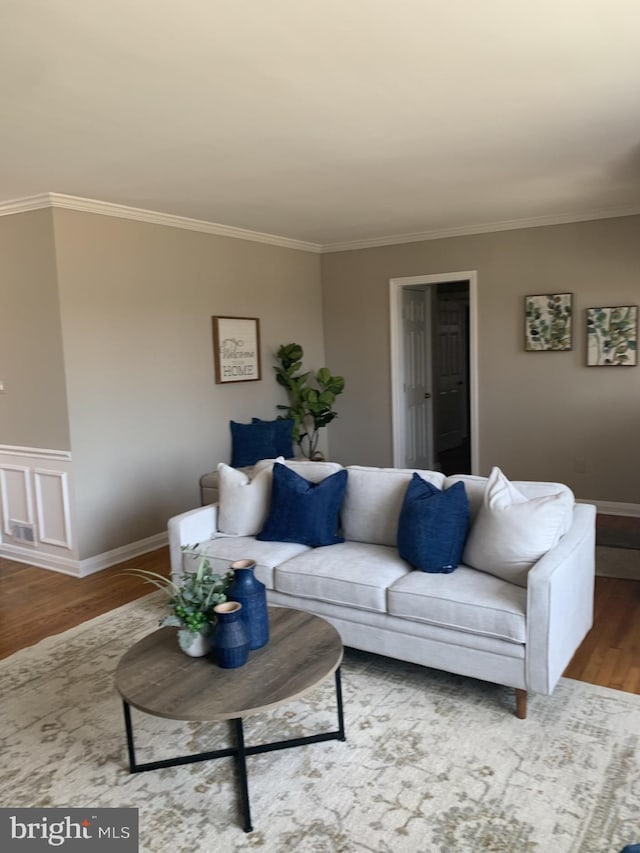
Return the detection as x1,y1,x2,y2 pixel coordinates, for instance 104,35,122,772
114,606,345,832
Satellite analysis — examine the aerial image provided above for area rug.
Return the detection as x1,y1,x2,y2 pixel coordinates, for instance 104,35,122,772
2,594,639,853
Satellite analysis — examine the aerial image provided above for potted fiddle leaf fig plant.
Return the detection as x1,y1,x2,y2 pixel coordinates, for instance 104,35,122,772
274,342,345,460
124,556,233,657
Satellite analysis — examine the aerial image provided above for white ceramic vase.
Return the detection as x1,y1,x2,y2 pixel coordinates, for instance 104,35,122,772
178,628,210,657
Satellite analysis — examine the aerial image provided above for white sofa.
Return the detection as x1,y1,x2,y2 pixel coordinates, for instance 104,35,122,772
168,461,596,718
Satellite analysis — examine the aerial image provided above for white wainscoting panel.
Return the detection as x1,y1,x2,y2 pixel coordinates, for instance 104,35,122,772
0,464,35,537
0,444,166,576
34,469,72,549
0,446,78,570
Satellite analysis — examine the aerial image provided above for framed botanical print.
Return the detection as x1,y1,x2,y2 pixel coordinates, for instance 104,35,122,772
525,293,572,351
586,306,638,366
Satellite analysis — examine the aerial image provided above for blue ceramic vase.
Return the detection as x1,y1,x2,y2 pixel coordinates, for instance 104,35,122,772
210,602,250,668
227,559,269,650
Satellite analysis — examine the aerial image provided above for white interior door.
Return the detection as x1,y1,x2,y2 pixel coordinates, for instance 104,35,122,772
402,287,434,469
390,271,478,475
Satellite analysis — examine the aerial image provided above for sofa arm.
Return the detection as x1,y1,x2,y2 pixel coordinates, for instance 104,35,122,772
526,502,596,694
168,504,220,582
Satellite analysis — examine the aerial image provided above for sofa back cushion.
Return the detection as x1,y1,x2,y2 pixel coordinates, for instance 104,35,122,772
342,466,445,546
282,460,344,482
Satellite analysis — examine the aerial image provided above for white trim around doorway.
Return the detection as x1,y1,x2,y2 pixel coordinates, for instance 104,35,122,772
389,271,479,474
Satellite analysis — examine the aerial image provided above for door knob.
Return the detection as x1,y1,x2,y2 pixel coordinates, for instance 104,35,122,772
424,392,432,399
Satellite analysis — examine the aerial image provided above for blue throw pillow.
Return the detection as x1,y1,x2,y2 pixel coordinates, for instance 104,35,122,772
397,474,469,573
252,417,294,458
230,420,278,468
257,463,348,547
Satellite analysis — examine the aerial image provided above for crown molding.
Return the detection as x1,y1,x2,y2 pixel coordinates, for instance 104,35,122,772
0,194,52,216
0,193,323,254
320,205,640,253
1,192,639,254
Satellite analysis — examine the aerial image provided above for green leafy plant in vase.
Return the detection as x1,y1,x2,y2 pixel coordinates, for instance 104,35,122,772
124,556,233,656
274,342,345,460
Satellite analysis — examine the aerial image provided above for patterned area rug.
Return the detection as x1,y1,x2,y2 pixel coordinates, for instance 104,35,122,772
2,593,639,853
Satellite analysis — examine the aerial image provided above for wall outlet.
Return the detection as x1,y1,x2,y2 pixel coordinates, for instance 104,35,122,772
0,380,5,392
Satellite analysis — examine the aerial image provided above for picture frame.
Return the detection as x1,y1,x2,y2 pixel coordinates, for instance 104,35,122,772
212,316,261,383
524,293,573,351
586,306,638,367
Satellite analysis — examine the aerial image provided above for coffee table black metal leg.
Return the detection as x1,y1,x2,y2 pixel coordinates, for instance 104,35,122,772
122,701,138,771
335,667,346,741
120,675,344,834
233,718,253,833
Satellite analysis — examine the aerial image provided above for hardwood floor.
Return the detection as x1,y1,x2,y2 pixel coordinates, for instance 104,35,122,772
0,548,171,659
563,574,640,693
1,543,639,696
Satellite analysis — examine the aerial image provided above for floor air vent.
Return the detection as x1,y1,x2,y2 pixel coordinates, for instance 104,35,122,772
10,522,35,543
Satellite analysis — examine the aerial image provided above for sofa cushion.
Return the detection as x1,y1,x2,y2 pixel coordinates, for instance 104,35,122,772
387,566,526,643
252,417,294,458
462,467,575,587
282,459,344,482
182,536,310,590
397,475,469,573
217,458,284,536
257,463,348,547
342,466,445,547
274,541,411,612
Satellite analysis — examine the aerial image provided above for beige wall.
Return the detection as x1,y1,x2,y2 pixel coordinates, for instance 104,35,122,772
52,209,323,559
321,215,640,504
3,205,639,566
0,209,70,450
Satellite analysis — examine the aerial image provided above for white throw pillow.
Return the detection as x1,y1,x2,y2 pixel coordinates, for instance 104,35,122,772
462,467,574,587
217,458,283,535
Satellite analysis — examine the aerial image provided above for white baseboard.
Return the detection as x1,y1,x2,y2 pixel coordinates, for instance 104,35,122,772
580,499,640,518
0,532,168,577
0,543,81,576
78,532,169,576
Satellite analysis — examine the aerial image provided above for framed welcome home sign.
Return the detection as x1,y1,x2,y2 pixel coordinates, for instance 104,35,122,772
212,316,262,383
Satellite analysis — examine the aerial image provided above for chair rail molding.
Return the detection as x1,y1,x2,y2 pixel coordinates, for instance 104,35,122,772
0,444,72,460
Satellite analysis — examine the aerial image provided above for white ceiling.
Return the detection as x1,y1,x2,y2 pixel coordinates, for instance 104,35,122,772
2,0,640,249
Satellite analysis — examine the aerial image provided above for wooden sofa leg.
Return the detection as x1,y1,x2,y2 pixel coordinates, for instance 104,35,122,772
515,689,527,719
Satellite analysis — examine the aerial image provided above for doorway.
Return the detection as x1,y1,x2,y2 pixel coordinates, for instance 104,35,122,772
390,271,478,474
